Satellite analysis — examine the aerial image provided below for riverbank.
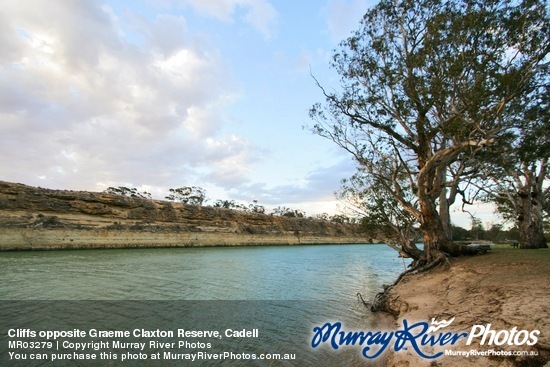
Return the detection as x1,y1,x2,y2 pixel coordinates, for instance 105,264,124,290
0,180,368,250
0,227,366,250
383,246,550,367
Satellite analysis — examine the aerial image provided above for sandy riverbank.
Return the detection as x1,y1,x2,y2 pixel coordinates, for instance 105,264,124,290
383,247,549,367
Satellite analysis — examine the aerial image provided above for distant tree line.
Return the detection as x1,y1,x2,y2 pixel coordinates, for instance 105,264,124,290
452,220,517,243
102,185,352,223
103,186,152,199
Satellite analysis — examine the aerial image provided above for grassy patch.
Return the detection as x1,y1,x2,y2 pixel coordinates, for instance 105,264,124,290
459,246,550,268
488,246,550,263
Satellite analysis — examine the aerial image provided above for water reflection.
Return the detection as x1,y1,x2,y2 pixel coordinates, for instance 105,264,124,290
0,244,406,301
0,244,407,366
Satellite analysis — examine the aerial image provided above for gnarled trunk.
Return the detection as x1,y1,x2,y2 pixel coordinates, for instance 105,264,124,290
417,198,448,267
532,205,547,248
518,185,535,248
419,194,482,266
439,188,454,242
517,161,547,249
437,161,459,243
532,158,548,248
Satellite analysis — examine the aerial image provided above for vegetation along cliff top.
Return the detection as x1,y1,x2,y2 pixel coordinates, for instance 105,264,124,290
0,180,367,250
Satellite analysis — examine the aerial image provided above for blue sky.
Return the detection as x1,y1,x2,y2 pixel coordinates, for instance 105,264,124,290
0,0,495,226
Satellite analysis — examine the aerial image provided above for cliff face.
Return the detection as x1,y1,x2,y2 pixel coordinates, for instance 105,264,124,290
0,181,366,250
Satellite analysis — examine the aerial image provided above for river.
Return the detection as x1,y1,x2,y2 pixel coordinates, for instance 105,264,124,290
0,244,407,366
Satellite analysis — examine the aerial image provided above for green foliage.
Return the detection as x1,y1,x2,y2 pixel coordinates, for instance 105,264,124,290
329,214,351,224
271,206,306,218
475,65,548,212
469,218,485,240
104,186,152,199
338,167,420,243
313,213,330,221
248,200,266,214
213,199,244,210
451,223,519,242
212,199,265,214
310,0,549,253
165,186,206,206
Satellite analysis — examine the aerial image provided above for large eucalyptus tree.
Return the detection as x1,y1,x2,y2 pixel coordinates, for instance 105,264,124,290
310,0,549,269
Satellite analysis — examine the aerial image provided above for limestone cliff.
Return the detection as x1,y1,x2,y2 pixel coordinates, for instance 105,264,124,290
0,181,367,250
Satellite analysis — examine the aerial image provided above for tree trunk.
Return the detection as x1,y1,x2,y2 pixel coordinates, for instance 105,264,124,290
518,186,535,248
416,148,479,266
419,195,481,261
437,160,454,242
517,164,539,249
418,197,448,266
386,240,423,261
532,158,548,248
532,204,547,248
439,189,453,242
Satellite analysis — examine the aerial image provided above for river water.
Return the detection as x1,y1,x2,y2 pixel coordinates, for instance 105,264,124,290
0,244,407,366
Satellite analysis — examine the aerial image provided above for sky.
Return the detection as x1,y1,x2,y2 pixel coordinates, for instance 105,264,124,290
0,0,496,227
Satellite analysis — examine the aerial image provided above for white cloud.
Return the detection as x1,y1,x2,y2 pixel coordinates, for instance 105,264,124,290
179,0,238,22
229,157,357,213
203,135,261,187
323,0,374,41
0,1,256,194
240,0,278,39
146,14,189,57
160,0,278,39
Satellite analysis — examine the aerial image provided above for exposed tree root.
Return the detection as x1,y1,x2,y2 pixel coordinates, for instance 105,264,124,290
370,285,399,316
368,253,449,315
408,252,449,275
363,240,484,315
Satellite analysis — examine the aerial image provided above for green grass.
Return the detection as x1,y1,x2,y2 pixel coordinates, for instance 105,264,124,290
488,245,550,262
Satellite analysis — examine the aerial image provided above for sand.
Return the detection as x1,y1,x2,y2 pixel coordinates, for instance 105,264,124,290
383,247,549,367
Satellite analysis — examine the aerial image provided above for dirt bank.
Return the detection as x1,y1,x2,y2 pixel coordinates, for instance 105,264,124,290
383,247,550,367
0,180,368,249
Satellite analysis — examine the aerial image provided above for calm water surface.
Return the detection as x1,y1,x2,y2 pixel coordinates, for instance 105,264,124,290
0,244,407,366
0,244,406,301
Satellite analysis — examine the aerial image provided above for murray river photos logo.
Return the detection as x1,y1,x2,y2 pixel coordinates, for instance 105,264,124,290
310,317,540,359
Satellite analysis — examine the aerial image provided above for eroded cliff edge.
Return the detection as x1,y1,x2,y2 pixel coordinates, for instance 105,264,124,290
0,181,367,250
